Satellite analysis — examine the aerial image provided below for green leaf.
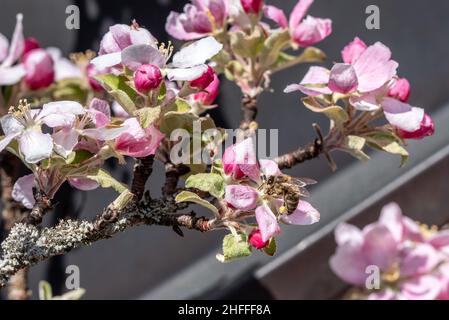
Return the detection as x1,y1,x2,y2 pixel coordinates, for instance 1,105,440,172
274,47,326,71
95,74,139,114
175,98,192,113
260,29,291,68
343,135,370,162
218,234,252,263
160,112,216,136
263,237,277,257
302,97,349,127
134,106,161,128
230,28,265,58
39,281,53,300
365,132,409,166
86,169,128,193
211,160,225,177
185,173,225,198
175,191,219,215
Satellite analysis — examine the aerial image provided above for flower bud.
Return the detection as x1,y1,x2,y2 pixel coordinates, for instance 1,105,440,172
23,37,40,57
191,74,220,105
397,113,434,140
249,229,269,249
222,138,260,181
241,0,264,14
134,64,163,94
23,48,55,90
86,63,105,92
388,78,411,102
190,66,215,90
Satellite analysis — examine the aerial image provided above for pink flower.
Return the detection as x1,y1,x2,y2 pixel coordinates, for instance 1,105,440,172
91,22,157,70
115,118,165,158
134,64,163,93
225,185,259,211
190,65,215,90
341,37,367,64
191,73,220,106
23,48,55,90
264,0,332,47
222,138,259,181
249,229,269,249
330,203,448,300
22,37,40,57
397,113,435,140
388,77,411,102
165,0,229,41
241,0,264,14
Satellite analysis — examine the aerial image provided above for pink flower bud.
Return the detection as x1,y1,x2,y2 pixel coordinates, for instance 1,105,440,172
388,78,411,102
23,48,55,90
397,113,435,140
134,64,163,94
190,66,215,90
241,0,264,14
191,74,220,105
86,63,105,92
23,37,40,57
249,229,269,250
222,138,260,181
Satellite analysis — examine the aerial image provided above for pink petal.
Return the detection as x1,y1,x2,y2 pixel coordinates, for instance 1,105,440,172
341,37,367,64
234,138,260,181
334,222,363,247
289,0,314,30
129,28,157,47
259,159,282,177
349,92,381,111
329,243,369,286
263,5,288,28
1,14,24,68
88,98,111,128
328,63,358,94
292,16,332,47
165,11,205,41
382,97,424,132
429,230,449,249
69,177,100,191
400,275,442,300
400,244,442,277
255,204,281,242
121,44,165,71
362,224,398,270
280,200,320,225
352,42,398,93
284,66,331,96
52,127,79,158
109,24,132,51
12,174,35,209
225,185,259,211
379,202,404,243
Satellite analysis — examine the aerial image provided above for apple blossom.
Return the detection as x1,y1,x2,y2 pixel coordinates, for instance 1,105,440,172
341,37,367,64
190,65,215,90
190,73,220,106
23,48,55,90
133,64,163,93
165,0,229,41
397,113,435,140
222,138,259,181
264,0,332,47
388,77,411,102
241,0,264,15
330,203,449,300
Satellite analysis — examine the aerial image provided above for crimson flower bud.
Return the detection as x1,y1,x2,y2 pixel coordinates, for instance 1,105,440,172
190,66,215,90
388,78,411,102
23,37,40,57
397,113,435,140
134,64,163,93
241,0,264,14
249,229,269,250
23,48,54,90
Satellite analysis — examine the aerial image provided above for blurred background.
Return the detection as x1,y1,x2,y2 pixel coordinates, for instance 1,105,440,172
0,0,449,299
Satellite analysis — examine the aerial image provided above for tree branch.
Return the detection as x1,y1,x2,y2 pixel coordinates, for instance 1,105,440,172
0,196,215,287
239,94,258,131
275,138,323,169
130,155,154,201
162,163,190,197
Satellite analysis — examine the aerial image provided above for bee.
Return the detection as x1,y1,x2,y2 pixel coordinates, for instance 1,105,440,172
259,174,317,214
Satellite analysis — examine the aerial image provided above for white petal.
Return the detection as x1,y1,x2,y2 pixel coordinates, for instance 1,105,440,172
1,13,24,68
52,128,79,158
130,28,157,46
82,126,128,141
90,52,122,69
12,174,36,209
19,129,53,163
382,97,424,132
1,114,25,135
121,44,165,71
172,36,223,68
40,101,85,117
166,65,208,81
0,132,20,153
0,64,26,85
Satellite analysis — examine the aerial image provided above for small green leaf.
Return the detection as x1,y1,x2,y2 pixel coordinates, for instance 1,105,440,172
365,132,409,166
302,97,349,127
175,191,219,215
185,173,225,198
87,169,128,193
274,47,326,71
134,106,161,128
175,98,192,113
219,234,252,263
263,237,277,257
260,29,291,68
211,160,225,177
230,28,265,58
39,281,53,300
96,74,139,114
343,135,370,162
